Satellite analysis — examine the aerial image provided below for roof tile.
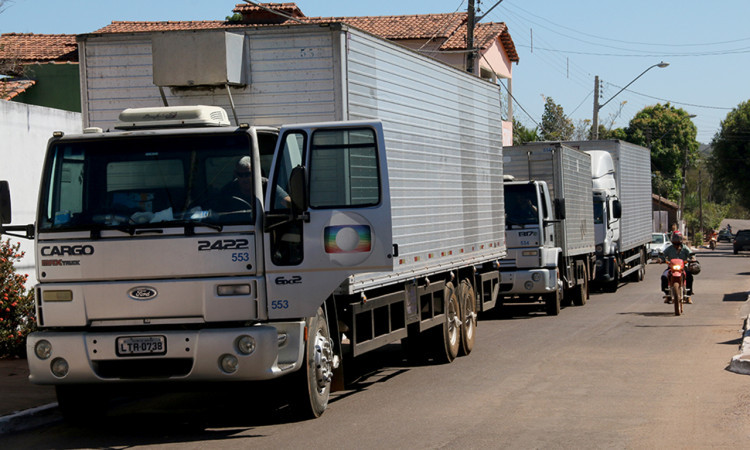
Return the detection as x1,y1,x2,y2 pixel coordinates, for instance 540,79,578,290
0,33,77,63
0,78,36,100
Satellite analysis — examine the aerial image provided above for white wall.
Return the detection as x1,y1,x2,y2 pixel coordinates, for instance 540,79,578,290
0,101,81,286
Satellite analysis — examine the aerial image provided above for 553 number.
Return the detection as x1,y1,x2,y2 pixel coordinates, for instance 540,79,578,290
232,252,250,262
271,300,289,310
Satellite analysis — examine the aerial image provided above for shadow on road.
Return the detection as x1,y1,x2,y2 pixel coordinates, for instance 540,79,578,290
723,292,748,302
617,311,676,317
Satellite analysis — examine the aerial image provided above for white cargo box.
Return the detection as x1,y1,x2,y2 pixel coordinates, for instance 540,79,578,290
563,140,652,252
77,24,507,293
503,143,595,258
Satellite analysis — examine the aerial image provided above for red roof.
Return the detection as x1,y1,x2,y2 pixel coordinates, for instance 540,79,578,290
0,78,36,100
93,3,518,63
0,33,78,63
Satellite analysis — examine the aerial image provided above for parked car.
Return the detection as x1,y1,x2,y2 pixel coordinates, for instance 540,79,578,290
718,229,733,242
648,232,670,260
733,230,750,254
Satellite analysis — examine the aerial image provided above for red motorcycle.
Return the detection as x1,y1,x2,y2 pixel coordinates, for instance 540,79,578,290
664,258,689,316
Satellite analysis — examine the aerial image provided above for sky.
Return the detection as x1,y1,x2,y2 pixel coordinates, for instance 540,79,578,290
1,0,748,144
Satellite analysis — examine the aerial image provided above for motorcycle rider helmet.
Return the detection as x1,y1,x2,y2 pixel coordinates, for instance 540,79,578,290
687,260,701,275
671,231,683,244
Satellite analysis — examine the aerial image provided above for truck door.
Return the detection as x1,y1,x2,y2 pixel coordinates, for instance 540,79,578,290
263,121,393,318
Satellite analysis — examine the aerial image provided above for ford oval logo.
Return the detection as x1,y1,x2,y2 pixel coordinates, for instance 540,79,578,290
128,286,158,301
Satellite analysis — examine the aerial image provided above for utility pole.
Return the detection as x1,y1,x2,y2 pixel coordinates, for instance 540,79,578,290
466,0,476,73
592,75,600,139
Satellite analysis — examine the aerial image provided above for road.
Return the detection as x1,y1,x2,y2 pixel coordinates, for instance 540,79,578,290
5,244,750,448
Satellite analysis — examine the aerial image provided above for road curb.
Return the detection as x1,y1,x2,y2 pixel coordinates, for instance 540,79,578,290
729,305,750,375
0,403,60,435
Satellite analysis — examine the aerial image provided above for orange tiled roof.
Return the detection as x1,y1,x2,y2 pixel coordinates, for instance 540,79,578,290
93,4,519,63
0,33,78,63
0,78,36,100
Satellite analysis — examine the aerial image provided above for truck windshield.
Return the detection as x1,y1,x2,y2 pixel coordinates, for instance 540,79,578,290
504,183,540,227
38,133,259,232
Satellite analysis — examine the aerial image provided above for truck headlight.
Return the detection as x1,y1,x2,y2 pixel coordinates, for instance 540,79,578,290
217,284,251,296
219,354,239,374
236,335,256,355
42,290,73,302
531,273,542,282
51,358,69,378
35,340,52,360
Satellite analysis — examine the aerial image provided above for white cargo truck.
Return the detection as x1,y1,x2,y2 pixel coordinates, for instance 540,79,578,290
0,24,506,419
499,143,595,315
563,140,652,292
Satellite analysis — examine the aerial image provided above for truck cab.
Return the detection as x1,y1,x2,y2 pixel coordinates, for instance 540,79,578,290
2,105,393,419
500,179,561,312
588,150,622,283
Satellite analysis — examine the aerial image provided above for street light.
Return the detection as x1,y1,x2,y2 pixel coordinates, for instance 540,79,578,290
592,62,669,139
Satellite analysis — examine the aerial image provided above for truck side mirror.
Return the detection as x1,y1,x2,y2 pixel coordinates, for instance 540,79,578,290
612,199,622,219
554,198,566,220
0,181,11,224
288,165,308,216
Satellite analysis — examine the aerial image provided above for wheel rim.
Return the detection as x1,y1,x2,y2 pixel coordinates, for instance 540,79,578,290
448,296,460,347
312,330,334,394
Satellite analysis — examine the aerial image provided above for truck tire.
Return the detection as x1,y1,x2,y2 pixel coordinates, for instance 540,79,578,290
544,287,561,316
434,282,460,363
631,250,646,282
604,260,620,293
291,306,333,419
457,279,476,356
572,265,588,306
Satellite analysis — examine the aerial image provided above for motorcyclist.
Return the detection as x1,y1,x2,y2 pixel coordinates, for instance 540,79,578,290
660,231,695,303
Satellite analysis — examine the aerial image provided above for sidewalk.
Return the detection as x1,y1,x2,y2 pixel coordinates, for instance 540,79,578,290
0,357,59,434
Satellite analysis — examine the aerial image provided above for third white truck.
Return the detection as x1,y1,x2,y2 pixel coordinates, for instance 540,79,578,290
564,140,652,292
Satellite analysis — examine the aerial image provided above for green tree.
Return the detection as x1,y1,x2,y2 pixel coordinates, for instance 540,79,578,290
512,118,538,145
625,103,698,201
0,239,35,358
540,96,573,141
710,100,750,210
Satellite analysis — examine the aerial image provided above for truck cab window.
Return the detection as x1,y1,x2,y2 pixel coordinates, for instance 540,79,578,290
309,128,380,208
269,131,305,266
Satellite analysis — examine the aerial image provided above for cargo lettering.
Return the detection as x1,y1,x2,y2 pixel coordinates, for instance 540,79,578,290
40,245,95,256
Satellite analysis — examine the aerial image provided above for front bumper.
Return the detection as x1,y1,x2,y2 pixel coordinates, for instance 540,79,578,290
499,268,557,297
26,322,305,385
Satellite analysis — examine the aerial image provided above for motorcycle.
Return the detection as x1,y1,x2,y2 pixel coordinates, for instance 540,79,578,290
664,258,688,315
709,234,717,250
663,257,700,316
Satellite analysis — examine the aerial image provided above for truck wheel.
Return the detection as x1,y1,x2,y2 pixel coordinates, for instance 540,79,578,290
604,262,620,293
545,287,561,316
434,282,460,363
573,265,588,307
457,279,476,356
291,306,333,419
631,251,646,282
56,385,109,424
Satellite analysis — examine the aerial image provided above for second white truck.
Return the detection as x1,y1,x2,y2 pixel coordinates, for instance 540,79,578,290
564,140,652,292
500,142,596,315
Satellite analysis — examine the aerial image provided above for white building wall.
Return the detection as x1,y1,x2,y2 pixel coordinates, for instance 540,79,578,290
0,101,81,286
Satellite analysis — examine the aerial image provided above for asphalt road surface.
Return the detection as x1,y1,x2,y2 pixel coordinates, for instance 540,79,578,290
5,243,750,448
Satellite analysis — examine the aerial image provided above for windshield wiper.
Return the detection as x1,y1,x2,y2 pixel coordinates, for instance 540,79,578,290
184,220,223,236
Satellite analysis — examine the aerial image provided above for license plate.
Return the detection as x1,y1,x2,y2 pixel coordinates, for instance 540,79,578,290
116,335,166,356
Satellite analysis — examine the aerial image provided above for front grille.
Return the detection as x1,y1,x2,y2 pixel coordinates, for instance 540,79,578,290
93,358,193,379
